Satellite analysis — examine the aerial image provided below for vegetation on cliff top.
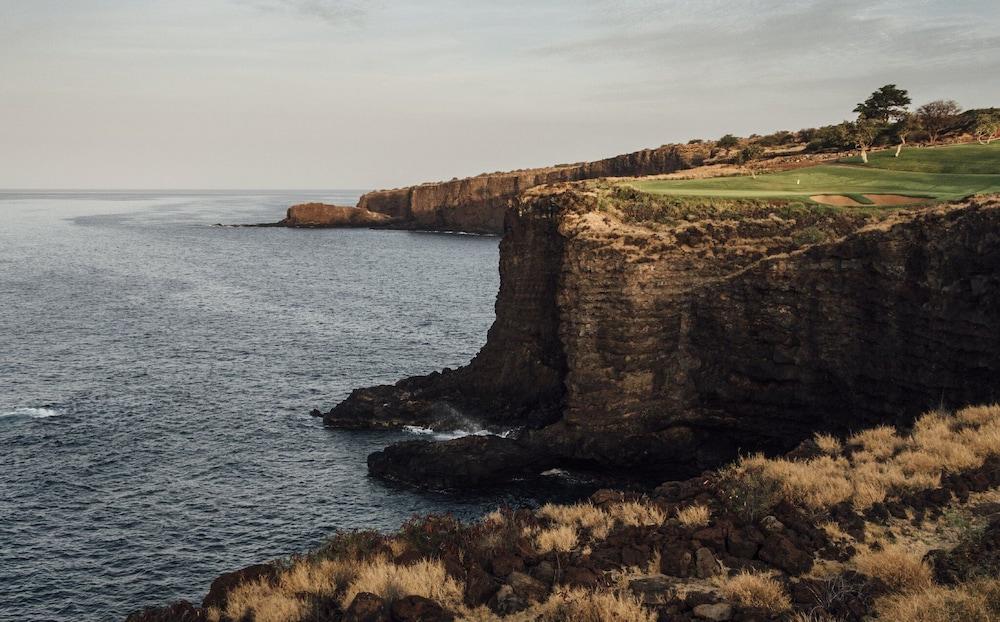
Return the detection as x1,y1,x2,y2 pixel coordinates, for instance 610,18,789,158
629,143,1000,206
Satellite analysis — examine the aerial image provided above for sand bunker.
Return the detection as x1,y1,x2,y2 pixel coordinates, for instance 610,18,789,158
810,194,863,206
811,194,928,207
862,194,928,205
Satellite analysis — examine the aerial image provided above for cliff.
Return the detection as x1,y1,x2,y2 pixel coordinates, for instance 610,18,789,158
279,203,396,228
324,187,1000,487
355,143,712,233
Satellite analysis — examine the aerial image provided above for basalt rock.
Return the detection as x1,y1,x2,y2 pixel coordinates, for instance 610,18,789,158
279,202,396,228
327,187,1000,488
356,143,711,234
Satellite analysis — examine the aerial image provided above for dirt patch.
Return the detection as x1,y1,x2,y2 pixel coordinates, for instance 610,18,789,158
863,194,928,206
811,194,864,206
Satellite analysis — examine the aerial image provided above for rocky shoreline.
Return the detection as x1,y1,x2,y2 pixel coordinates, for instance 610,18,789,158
127,405,1000,622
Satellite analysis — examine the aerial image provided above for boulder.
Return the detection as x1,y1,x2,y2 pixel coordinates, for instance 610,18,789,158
390,595,454,622
343,592,388,622
202,563,278,610
693,602,733,621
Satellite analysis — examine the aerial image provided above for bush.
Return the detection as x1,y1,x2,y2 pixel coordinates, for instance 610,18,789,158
853,545,933,593
398,514,465,558
721,570,792,613
676,504,711,528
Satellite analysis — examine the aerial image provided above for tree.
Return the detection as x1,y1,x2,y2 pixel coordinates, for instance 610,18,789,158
717,134,740,150
973,112,1000,144
854,84,912,123
890,113,918,157
917,100,962,144
852,118,881,164
737,144,765,178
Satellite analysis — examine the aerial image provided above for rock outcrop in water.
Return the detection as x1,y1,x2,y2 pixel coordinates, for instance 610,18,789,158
279,202,396,228
324,187,1000,488
351,143,712,233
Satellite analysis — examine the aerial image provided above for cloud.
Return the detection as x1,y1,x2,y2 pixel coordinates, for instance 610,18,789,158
246,0,368,24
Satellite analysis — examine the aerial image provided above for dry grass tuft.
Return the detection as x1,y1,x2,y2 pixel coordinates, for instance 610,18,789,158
523,588,657,622
535,525,579,553
222,558,352,622
875,578,1000,621
606,501,666,528
853,545,933,593
724,405,1000,514
720,570,792,613
341,556,464,610
539,502,614,540
676,504,712,529
814,432,843,456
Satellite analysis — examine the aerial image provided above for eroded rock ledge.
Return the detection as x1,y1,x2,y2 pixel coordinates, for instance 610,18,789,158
351,143,713,233
323,188,1000,488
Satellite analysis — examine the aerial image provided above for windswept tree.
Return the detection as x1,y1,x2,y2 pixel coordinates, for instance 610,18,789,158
973,111,1000,144
854,84,912,123
891,112,918,157
737,144,765,178
717,134,741,151
852,118,881,164
917,100,962,144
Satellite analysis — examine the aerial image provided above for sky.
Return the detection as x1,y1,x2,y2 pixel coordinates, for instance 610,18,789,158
1,0,999,190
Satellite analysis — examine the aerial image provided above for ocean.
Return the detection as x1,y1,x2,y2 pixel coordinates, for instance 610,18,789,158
0,191,576,621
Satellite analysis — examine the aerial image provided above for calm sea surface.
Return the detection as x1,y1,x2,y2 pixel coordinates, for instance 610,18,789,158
0,192,577,622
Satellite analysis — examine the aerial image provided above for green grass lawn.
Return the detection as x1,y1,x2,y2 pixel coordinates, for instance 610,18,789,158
840,142,1000,174
632,143,1000,204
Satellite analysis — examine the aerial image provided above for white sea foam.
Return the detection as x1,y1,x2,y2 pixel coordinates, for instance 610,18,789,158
0,407,61,419
403,425,511,441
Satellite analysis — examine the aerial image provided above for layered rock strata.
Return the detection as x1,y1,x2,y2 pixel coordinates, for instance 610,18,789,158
325,188,1000,487
355,143,712,233
279,203,396,228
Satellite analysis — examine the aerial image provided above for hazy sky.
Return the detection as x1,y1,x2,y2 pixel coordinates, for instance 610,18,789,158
2,0,999,189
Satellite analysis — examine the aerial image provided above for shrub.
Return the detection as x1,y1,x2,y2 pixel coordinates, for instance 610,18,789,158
676,504,711,529
717,459,784,522
606,501,666,528
341,557,464,610
814,433,843,456
535,525,579,553
853,545,933,593
721,570,792,613
398,514,465,558
875,579,1000,621
527,588,656,622
539,502,614,540
312,529,386,561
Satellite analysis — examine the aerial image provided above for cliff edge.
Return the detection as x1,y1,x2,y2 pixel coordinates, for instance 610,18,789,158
323,186,1000,487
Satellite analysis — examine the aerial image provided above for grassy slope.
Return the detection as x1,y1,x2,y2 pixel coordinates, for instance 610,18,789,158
632,143,1000,204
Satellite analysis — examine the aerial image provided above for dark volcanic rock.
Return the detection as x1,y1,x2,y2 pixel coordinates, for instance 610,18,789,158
367,435,557,489
344,592,388,622
125,601,206,622
330,188,1000,488
202,562,278,609
390,595,454,622
357,143,710,234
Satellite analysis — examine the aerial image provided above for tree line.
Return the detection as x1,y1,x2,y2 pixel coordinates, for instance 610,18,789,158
710,86,1000,169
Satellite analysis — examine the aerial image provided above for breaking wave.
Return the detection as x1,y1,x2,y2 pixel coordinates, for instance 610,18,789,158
1,407,61,420
403,425,512,441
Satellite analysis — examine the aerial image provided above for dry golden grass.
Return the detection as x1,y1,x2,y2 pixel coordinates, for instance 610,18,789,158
853,545,933,593
814,432,843,456
535,525,579,553
606,501,666,528
875,578,1000,621
676,504,712,528
221,558,352,622
539,502,614,539
729,405,1000,513
720,570,792,613
518,588,657,622
849,425,902,459
341,556,464,610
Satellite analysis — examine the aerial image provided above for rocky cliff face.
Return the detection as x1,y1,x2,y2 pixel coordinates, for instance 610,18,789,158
356,144,711,233
326,187,1000,488
280,203,396,227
